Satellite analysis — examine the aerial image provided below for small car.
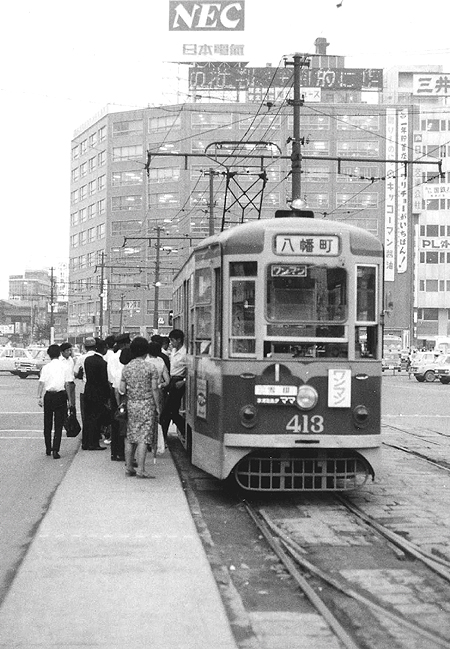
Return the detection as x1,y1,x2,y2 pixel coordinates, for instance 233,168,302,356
434,354,450,384
12,349,49,379
382,351,402,372
410,352,443,382
0,347,33,373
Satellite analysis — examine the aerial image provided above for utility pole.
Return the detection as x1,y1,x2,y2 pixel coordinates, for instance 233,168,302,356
119,293,125,333
285,53,311,202
209,168,215,236
49,266,55,344
153,227,161,332
99,251,105,337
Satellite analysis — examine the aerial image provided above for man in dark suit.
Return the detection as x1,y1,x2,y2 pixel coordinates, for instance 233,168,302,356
83,338,109,450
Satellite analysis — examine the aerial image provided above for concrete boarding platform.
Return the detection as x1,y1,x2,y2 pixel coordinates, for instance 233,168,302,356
0,443,238,649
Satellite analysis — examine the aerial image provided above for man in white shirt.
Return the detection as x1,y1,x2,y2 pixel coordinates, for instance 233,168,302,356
160,329,187,441
37,344,74,459
60,342,76,413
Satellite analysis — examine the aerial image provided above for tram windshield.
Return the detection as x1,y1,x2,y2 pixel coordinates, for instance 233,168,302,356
267,265,347,323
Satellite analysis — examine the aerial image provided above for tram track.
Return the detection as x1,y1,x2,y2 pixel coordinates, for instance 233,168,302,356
244,500,450,649
170,436,450,649
382,422,450,471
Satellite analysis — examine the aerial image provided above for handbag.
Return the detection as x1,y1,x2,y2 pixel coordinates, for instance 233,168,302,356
64,408,81,438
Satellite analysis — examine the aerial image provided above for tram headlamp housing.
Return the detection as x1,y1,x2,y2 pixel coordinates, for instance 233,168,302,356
353,404,370,428
240,404,257,428
296,385,318,410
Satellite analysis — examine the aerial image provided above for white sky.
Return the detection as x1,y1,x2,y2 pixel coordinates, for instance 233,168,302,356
1,0,450,298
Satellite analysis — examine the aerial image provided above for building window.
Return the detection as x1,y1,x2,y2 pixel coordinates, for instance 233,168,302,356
79,231,87,246
97,223,105,239
98,199,106,214
149,167,181,183
111,195,143,211
71,168,79,182
149,114,181,132
112,120,143,136
88,157,97,172
88,180,96,196
111,220,143,236
338,165,380,182
337,141,380,157
303,166,330,183
336,192,378,209
98,126,106,142
89,132,98,148
112,145,143,161
98,151,106,166
72,146,79,160
426,251,439,263
88,203,97,219
79,207,87,223
191,140,208,154
80,185,87,201
80,140,87,155
440,252,445,263
262,192,280,206
157,141,180,154
191,113,232,129
426,280,439,292
149,192,180,207
239,115,282,130
70,212,78,227
423,199,440,210
302,140,329,156
87,227,95,243
288,115,330,130
337,115,380,131
71,189,79,205
70,234,78,249
440,280,445,290
112,170,143,186
419,308,439,319
305,193,329,208
79,254,87,269
421,119,440,131
97,175,106,191
80,162,87,177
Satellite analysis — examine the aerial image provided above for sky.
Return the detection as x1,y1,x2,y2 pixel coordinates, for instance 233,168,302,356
1,0,450,298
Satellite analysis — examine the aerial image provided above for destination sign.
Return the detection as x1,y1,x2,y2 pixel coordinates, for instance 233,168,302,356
275,235,340,256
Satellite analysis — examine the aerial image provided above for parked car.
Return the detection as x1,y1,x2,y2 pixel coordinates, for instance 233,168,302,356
12,349,49,379
410,351,443,382
434,354,450,384
0,347,33,373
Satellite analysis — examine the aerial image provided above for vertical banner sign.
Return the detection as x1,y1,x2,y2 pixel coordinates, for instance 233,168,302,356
384,109,397,282
397,109,409,273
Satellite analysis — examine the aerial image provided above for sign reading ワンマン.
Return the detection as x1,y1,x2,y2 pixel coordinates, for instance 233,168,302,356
167,0,247,62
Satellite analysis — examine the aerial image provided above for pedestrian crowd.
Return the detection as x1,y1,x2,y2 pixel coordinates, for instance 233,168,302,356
37,330,187,478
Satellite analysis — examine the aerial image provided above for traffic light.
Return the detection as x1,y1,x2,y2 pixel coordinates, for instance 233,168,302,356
168,310,173,326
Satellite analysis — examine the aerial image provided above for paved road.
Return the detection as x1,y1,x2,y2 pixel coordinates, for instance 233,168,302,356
0,373,79,604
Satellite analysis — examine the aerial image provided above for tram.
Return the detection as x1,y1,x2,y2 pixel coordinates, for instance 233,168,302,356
172,210,383,491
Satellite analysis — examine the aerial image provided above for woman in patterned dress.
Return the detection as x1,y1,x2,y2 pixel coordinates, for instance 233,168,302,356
119,337,160,478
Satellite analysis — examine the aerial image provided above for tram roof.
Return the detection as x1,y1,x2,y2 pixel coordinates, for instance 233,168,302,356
195,217,383,257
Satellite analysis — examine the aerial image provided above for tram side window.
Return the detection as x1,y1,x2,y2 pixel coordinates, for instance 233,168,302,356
355,325,378,359
356,266,376,322
230,279,256,355
194,268,212,355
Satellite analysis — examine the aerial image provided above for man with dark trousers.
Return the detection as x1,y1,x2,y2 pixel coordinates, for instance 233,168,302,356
108,333,131,461
37,344,75,458
83,338,109,451
160,329,187,442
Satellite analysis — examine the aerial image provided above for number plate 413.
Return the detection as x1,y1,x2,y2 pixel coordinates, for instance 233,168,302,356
286,414,324,434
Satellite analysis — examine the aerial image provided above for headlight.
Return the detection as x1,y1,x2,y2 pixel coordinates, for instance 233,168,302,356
296,385,318,410
240,404,257,428
353,404,370,428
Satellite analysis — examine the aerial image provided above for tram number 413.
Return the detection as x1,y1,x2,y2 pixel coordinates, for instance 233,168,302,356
286,414,324,433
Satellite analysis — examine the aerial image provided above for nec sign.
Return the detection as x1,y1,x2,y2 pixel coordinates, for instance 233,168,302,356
169,1,245,31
